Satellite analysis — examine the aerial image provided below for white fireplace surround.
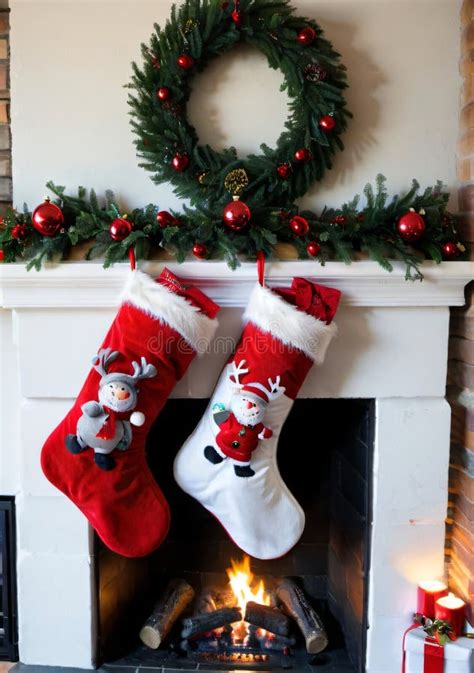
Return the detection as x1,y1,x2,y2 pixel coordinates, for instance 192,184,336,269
0,259,472,673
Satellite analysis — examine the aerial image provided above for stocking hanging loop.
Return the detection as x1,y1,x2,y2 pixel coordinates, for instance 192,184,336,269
257,251,265,287
128,247,136,271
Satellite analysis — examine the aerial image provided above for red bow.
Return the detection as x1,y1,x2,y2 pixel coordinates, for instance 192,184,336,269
159,268,220,319
276,278,341,324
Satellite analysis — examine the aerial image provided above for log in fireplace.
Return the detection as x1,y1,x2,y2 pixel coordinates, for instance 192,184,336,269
98,398,374,673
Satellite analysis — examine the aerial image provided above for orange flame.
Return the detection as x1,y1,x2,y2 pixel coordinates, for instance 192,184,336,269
226,556,271,643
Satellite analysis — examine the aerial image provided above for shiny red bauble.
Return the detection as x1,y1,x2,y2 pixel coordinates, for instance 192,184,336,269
334,215,348,226
157,87,171,101
156,211,177,228
290,215,310,237
109,218,132,241
297,26,317,45
442,241,460,259
231,10,242,25
32,199,64,237
223,199,251,231
307,240,321,257
319,115,336,132
12,223,29,241
294,148,312,163
396,212,426,242
177,54,195,70
193,242,207,258
277,163,293,180
0,249,4,262
171,152,190,172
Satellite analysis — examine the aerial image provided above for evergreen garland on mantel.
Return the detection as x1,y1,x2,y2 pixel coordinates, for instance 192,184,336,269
0,175,464,280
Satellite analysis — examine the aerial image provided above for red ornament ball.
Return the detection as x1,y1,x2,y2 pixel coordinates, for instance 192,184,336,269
307,240,321,257
357,212,366,222
290,215,310,237
442,241,460,259
177,54,195,70
277,163,293,180
334,215,348,226
193,242,207,258
231,10,242,26
157,211,176,228
223,199,251,231
32,199,64,237
12,223,28,241
396,212,426,242
157,87,171,101
319,115,336,132
294,148,312,163
0,249,4,262
297,26,317,45
171,152,190,172
109,217,132,241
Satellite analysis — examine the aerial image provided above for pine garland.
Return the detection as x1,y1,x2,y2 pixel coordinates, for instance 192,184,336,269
0,176,464,280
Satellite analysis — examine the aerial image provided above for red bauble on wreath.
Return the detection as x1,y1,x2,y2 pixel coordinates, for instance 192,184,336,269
157,211,177,228
177,54,195,70
333,215,347,226
172,152,190,172
277,163,293,180
193,242,207,258
157,87,171,101
297,26,316,45
319,115,336,132
442,241,460,259
32,198,64,237
12,223,29,241
294,148,312,163
223,198,251,232
110,218,132,241
307,240,321,257
231,10,242,26
290,215,309,237
397,211,426,242
0,249,4,262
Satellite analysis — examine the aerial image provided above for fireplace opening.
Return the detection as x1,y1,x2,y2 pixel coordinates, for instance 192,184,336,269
0,497,18,662
98,399,374,673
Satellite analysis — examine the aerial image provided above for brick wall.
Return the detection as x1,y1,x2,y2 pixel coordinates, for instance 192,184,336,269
0,5,10,213
445,0,474,626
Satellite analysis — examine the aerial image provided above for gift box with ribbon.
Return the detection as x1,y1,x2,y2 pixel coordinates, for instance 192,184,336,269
404,626,474,673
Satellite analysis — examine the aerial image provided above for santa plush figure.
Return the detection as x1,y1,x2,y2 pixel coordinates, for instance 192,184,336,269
204,360,285,477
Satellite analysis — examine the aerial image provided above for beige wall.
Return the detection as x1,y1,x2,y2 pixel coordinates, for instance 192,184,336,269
10,0,461,212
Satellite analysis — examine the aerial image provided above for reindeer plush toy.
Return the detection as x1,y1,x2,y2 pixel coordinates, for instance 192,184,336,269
204,359,285,478
66,348,157,470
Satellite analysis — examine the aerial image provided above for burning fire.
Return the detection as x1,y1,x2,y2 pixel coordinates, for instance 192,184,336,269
226,556,271,644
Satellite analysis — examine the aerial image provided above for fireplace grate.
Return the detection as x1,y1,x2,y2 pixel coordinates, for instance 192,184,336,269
0,497,18,661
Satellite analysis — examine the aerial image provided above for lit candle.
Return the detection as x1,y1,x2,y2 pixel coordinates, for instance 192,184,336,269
417,580,448,618
435,593,466,638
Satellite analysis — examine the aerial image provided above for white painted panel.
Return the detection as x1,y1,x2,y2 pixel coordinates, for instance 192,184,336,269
0,309,21,494
14,305,450,399
18,552,95,668
20,398,73,496
16,492,91,556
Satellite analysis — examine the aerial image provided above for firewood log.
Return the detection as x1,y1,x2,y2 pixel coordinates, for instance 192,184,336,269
139,579,195,649
244,601,291,637
276,578,328,654
181,606,241,639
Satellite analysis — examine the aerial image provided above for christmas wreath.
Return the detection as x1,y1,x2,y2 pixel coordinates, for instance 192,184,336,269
0,0,466,277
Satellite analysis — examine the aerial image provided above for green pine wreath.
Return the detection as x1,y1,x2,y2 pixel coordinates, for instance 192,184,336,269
128,0,351,209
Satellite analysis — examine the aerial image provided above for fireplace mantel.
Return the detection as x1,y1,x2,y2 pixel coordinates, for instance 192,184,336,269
0,259,472,673
0,260,472,308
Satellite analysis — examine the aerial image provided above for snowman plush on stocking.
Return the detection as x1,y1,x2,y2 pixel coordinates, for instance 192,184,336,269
204,360,285,478
174,276,341,560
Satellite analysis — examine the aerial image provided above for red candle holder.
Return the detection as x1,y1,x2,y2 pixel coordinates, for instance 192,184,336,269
435,594,466,638
417,581,448,619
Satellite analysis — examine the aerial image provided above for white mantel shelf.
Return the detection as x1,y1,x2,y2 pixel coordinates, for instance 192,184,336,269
0,260,472,308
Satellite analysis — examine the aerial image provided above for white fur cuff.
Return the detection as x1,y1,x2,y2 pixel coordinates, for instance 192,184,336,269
243,283,337,365
121,270,218,354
